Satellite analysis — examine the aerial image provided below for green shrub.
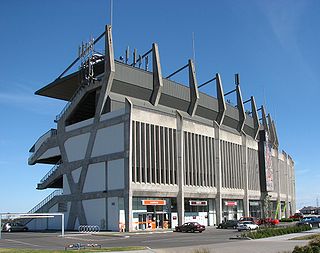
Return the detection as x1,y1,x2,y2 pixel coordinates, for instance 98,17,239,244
281,218,300,222
244,225,312,239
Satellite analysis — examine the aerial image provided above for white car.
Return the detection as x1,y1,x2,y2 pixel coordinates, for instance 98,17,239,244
237,221,259,231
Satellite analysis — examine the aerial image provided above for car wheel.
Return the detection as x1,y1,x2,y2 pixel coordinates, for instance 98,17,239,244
8,229,12,233
190,228,195,233
217,225,221,229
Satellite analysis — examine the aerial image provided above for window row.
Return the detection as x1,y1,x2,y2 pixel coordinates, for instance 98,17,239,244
221,140,244,189
183,132,215,187
248,148,260,191
131,121,177,184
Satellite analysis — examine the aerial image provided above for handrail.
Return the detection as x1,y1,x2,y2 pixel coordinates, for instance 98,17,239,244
39,161,62,184
28,189,63,214
29,129,57,154
55,83,87,122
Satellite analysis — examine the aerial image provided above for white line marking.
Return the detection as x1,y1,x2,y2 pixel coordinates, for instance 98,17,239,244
5,239,41,247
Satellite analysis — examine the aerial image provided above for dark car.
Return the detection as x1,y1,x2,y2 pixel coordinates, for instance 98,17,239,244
296,217,320,228
2,222,28,232
175,222,205,233
217,220,239,229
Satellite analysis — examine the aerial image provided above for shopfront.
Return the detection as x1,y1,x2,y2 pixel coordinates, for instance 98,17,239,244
249,200,262,218
132,197,175,230
222,200,244,221
184,199,211,226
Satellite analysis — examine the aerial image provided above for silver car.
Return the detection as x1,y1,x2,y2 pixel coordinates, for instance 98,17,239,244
237,221,259,231
2,222,28,232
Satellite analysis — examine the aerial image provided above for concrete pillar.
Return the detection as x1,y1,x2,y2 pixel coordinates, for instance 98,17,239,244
242,134,249,217
284,152,290,218
176,111,184,225
124,98,133,231
214,122,223,224
275,149,281,219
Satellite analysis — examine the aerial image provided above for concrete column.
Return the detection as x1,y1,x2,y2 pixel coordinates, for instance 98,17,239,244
214,122,223,224
275,149,281,219
284,153,290,218
242,134,249,217
124,99,133,231
176,111,184,225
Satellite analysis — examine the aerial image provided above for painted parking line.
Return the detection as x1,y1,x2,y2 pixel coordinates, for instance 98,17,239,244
5,239,41,247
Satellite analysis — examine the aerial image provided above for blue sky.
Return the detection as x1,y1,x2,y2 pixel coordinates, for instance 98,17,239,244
0,0,319,213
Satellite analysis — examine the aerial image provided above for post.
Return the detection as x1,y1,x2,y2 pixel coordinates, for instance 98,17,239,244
0,214,2,239
61,213,65,237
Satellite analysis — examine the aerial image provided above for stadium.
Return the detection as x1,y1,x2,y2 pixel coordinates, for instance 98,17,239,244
27,25,295,232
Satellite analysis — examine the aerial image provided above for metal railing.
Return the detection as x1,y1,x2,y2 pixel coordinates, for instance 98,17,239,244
55,83,87,122
29,129,57,155
39,161,62,184
28,189,63,214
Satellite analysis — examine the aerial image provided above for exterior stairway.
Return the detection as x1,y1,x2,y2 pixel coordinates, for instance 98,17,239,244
37,162,63,190
23,189,63,226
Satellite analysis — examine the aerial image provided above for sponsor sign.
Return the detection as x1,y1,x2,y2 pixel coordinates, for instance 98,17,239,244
225,201,237,206
141,200,166,206
189,200,208,206
264,132,274,191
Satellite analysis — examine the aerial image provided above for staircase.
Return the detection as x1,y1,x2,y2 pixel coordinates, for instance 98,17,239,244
23,190,63,226
28,189,63,214
37,162,63,190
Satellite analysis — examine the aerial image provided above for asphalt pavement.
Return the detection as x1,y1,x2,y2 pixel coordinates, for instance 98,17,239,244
0,227,319,253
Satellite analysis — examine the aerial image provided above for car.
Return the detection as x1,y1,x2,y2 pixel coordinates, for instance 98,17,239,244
296,217,320,228
258,218,280,226
175,222,205,233
217,220,239,229
239,216,259,224
290,213,304,219
237,221,259,231
2,222,28,232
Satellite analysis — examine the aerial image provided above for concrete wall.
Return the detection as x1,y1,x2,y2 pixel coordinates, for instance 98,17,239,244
64,133,90,162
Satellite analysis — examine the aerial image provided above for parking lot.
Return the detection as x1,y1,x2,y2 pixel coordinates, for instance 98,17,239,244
0,227,238,250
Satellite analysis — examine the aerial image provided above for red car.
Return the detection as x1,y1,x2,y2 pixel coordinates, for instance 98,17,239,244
175,222,205,233
290,213,303,219
258,218,279,226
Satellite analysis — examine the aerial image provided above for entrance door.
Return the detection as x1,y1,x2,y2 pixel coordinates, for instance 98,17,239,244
138,213,147,230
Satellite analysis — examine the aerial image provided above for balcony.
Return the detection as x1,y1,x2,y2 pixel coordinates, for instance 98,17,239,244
28,129,60,165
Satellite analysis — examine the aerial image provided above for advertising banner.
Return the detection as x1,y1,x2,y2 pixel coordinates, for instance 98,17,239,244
264,132,274,191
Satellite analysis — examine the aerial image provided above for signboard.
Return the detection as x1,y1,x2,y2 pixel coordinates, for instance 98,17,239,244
264,132,274,191
225,201,237,206
189,200,207,206
141,200,166,206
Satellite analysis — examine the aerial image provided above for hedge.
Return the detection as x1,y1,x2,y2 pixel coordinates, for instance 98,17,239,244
243,225,312,239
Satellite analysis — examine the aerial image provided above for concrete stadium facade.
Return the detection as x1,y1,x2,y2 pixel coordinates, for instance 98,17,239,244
27,25,295,232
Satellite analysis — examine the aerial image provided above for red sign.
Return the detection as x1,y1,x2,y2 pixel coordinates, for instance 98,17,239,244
225,201,237,206
141,200,166,206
